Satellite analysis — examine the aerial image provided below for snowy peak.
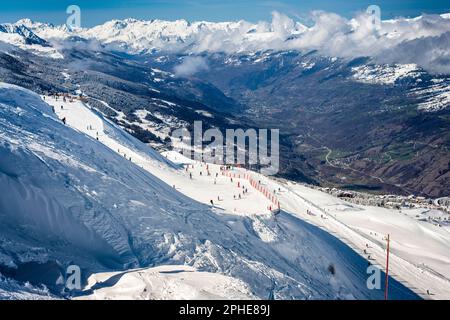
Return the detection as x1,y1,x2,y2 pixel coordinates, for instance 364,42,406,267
20,14,309,54
0,82,424,300
0,23,48,46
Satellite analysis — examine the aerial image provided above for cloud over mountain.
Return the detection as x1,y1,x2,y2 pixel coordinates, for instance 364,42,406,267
174,56,209,77
5,11,450,74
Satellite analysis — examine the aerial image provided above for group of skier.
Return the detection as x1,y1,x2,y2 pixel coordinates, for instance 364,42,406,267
186,163,254,209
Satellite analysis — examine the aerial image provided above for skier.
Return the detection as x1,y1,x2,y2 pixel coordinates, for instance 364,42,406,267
210,200,214,207
62,117,66,125
190,173,193,180
61,105,64,110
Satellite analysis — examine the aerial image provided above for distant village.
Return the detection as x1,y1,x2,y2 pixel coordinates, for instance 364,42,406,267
315,186,450,214
43,91,86,102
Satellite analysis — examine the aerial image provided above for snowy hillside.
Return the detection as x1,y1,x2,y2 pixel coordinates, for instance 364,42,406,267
76,265,256,300
0,82,423,300
351,64,423,85
0,273,57,300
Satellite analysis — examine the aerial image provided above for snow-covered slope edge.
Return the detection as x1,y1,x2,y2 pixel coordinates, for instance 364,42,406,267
0,272,57,300
76,265,256,300
0,83,419,299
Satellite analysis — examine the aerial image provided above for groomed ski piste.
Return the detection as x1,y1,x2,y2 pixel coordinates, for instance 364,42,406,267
0,82,448,300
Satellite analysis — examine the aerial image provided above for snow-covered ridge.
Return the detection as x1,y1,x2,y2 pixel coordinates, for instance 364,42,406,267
0,22,63,59
413,81,450,112
351,64,423,85
0,273,57,300
0,23,48,46
350,63,450,111
0,82,427,300
76,265,256,300
6,12,449,74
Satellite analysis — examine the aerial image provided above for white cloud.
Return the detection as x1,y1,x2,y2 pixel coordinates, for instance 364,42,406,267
284,11,450,74
173,56,209,77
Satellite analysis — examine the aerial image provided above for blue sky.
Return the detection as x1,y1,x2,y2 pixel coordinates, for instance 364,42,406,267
0,0,449,26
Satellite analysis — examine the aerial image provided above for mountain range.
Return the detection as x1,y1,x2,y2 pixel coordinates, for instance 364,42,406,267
1,14,449,197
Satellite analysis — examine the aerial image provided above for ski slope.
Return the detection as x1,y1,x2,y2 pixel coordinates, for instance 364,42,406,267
50,96,275,218
42,91,419,300
0,83,422,300
279,182,450,299
164,154,450,299
206,167,450,299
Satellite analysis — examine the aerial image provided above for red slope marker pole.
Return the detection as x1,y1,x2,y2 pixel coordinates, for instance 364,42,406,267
384,235,390,300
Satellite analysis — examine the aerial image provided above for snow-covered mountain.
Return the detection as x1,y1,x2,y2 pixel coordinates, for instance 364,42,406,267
0,274,57,300
0,16,448,198
1,13,449,113
0,82,427,300
0,21,63,59
9,12,450,71
1,11,450,300
0,23,48,46
76,265,256,300
1,13,447,114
